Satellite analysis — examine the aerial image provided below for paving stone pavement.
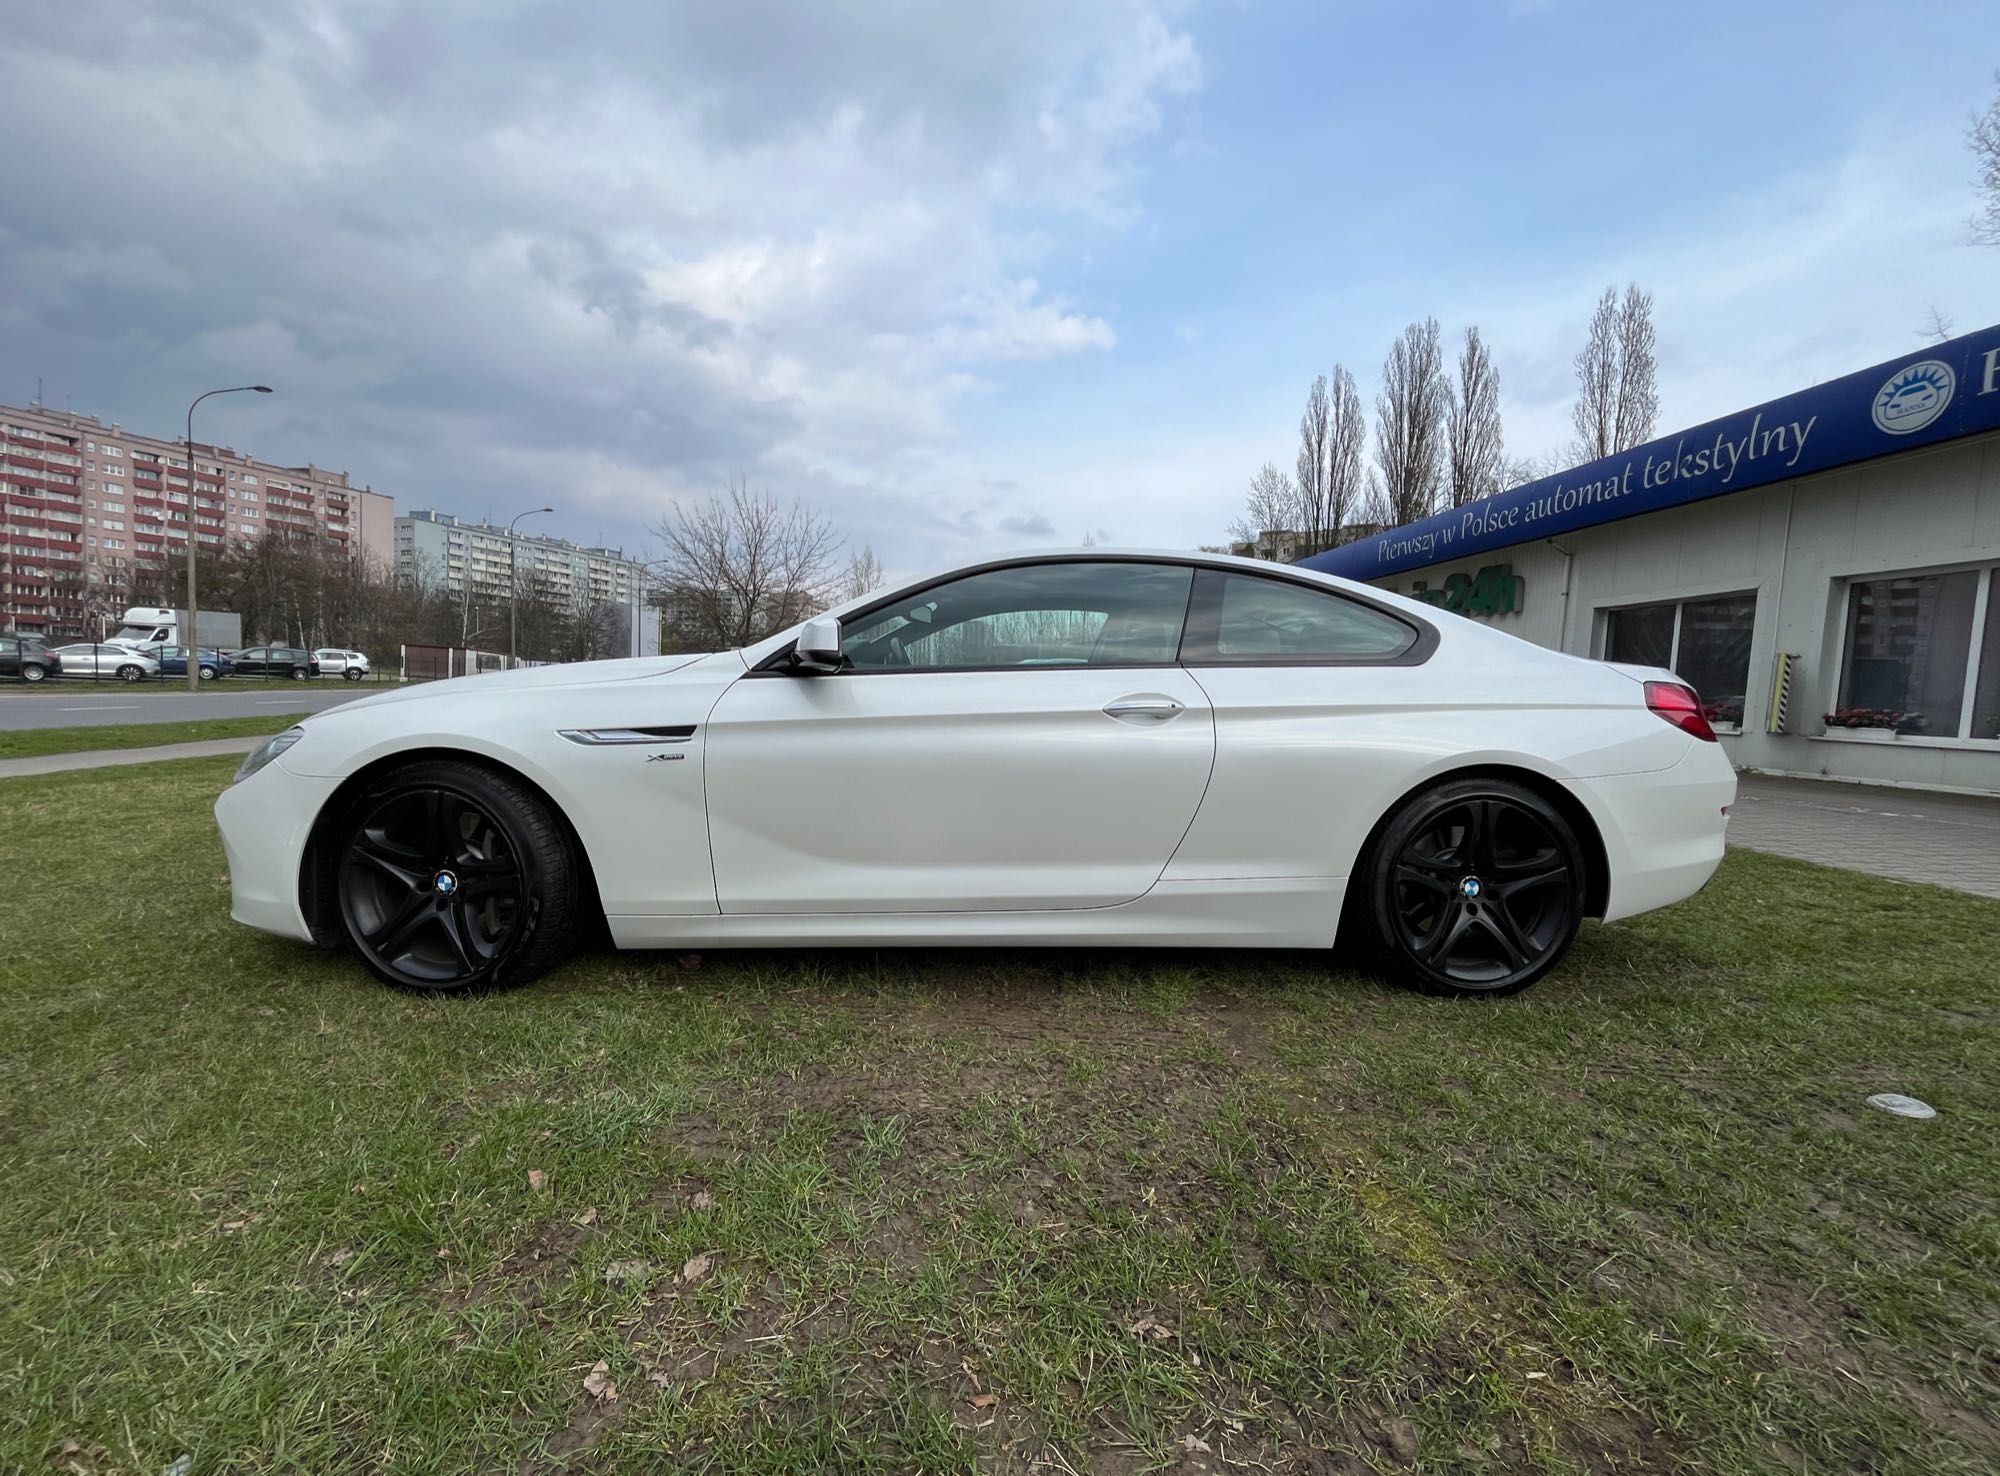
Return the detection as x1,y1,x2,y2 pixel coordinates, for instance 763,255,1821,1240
1728,772,2000,899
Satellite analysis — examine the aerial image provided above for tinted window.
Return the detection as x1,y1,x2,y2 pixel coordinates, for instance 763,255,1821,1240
1183,570,1417,663
842,561,1193,671
1604,602,1675,668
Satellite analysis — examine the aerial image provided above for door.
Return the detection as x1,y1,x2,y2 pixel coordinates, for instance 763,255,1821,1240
0,639,18,679
704,559,1215,913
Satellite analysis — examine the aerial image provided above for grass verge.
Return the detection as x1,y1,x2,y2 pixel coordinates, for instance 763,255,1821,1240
1,760,1995,1474
0,716,292,762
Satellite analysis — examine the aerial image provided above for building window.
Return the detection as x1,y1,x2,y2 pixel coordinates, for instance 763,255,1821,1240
1835,569,1985,738
1603,592,1756,730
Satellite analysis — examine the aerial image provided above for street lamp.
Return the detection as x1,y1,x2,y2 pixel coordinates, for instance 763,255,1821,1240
507,506,555,668
184,385,272,691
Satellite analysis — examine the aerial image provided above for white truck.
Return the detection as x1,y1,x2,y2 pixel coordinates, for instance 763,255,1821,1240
111,606,244,655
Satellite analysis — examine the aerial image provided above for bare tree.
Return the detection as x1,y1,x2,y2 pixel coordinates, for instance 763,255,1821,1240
1228,462,1302,554
1324,365,1367,543
1294,375,1331,548
1918,306,1955,343
1504,447,1572,487
1572,284,1659,460
843,544,885,602
1973,72,2000,245
1374,318,1450,525
649,478,845,649
1445,326,1504,506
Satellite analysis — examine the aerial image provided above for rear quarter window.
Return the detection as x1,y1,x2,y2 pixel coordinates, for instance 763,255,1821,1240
1182,569,1420,664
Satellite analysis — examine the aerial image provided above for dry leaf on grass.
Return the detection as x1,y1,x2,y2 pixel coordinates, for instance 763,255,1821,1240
968,1393,999,1410
689,1190,714,1210
1182,1433,1211,1454
527,1169,547,1192
603,1259,657,1285
1127,1315,1174,1340
681,1252,713,1283
582,1360,618,1402
324,1248,354,1267
575,1207,599,1227
645,1367,673,1389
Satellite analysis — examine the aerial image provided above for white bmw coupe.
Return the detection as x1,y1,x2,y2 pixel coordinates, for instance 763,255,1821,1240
217,551,1734,997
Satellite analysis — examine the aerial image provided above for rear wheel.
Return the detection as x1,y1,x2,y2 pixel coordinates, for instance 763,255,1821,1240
118,664,145,683
335,759,579,992
344,667,363,682
1362,778,1585,997
23,664,47,683
291,667,309,681
198,664,216,681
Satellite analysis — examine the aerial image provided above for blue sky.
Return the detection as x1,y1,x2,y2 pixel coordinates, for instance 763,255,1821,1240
2,0,1995,577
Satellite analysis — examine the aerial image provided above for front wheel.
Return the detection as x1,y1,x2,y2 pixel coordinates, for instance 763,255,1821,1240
118,664,146,683
334,759,580,992
1361,778,1586,997
198,665,216,681
343,667,363,682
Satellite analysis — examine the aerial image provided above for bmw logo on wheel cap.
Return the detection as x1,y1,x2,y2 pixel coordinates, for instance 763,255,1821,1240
433,869,460,896
1459,876,1482,899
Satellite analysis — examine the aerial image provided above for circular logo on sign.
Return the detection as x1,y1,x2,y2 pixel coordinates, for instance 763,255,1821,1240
1871,359,1954,435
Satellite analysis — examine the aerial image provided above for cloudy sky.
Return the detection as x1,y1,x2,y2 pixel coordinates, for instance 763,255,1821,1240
2,0,1995,578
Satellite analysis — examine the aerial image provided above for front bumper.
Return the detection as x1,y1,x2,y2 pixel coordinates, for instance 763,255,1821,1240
213,763,343,942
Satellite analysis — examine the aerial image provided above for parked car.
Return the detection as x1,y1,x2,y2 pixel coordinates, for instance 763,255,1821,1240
229,646,320,680
313,648,372,682
50,643,160,683
0,634,62,683
218,549,1737,999
157,645,235,681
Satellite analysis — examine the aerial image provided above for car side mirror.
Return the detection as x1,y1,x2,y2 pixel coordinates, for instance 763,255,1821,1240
792,614,844,673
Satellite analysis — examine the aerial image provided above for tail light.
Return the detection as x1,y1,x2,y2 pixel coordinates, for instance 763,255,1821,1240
1644,680,1718,742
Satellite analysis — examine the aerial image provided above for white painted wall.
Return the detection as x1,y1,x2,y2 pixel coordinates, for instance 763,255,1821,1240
1369,431,2000,793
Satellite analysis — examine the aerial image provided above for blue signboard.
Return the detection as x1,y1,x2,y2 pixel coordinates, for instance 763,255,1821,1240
1300,324,2000,582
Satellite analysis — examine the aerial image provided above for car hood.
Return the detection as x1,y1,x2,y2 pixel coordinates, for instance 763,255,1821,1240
306,652,733,719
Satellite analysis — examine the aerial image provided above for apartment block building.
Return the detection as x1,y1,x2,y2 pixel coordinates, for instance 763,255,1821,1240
394,508,648,609
0,400,395,635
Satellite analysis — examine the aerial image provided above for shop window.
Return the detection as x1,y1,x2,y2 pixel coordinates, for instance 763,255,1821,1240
1603,593,1755,730
1976,585,2000,741
1836,571,1979,737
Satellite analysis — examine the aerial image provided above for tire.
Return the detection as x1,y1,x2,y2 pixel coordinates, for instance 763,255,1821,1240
334,759,580,992
344,667,362,682
1360,777,1586,998
198,665,216,681
291,667,308,681
23,664,46,684
118,664,145,683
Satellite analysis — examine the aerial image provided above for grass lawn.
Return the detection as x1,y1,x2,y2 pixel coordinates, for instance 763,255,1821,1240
0,717,292,762
2,761,1996,1475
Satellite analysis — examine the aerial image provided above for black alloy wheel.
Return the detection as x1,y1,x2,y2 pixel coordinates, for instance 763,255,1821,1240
336,759,579,991
1366,778,1585,996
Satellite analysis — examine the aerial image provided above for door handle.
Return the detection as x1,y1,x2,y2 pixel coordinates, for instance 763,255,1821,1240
1103,696,1185,722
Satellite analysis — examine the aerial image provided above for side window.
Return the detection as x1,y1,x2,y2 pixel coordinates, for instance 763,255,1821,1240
841,561,1194,672
1183,570,1419,663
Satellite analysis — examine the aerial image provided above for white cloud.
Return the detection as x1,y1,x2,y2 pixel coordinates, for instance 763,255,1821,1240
0,0,1203,570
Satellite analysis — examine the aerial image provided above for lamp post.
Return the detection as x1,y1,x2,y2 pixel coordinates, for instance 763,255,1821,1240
184,385,272,691
507,506,554,669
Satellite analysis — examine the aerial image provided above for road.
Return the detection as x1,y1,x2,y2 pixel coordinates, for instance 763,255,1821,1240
0,684,380,730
